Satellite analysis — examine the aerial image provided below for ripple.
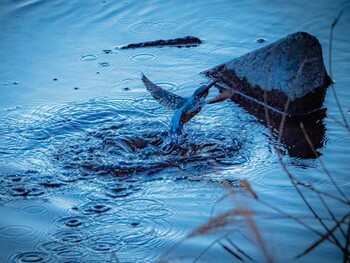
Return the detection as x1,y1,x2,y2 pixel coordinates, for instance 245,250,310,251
0,225,36,238
256,38,267,43
107,64,151,78
50,99,245,179
119,198,173,218
113,216,185,262
114,17,142,26
329,133,350,152
120,77,136,84
11,186,45,197
85,234,121,254
156,20,185,31
190,17,234,31
184,52,214,65
40,241,71,253
53,231,86,244
3,80,19,86
138,81,181,97
56,250,84,260
54,216,91,229
129,53,157,62
98,62,111,67
2,98,246,187
78,54,98,61
127,20,184,33
6,106,23,112
10,251,49,263
120,230,155,246
20,205,48,216
126,21,163,33
130,98,167,112
105,184,140,198
38,240,87,261
101,49,113,54
209,46,239,57
77,201,113,215
0,130,27,154
22,129,51,141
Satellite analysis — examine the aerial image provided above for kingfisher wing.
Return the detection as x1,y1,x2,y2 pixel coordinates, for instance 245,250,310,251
141,73,186,110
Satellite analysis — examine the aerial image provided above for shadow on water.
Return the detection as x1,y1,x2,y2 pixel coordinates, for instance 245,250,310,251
223,92,327,159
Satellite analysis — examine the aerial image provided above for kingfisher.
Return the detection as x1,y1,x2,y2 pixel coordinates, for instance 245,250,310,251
141,74,218,136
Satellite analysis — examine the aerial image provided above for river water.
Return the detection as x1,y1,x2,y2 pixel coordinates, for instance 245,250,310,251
0,0,349,262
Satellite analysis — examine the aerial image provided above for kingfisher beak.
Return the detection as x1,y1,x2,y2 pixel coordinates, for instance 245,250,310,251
206,87,235,104
199,80,218,99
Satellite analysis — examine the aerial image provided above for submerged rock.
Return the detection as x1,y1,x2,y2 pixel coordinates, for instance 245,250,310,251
205,31,331,117
119,36,202,49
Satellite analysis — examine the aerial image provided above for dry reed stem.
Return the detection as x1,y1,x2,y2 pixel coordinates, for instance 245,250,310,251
161,7,350,262
275,130,345,253
315,190,348,239
245,211,275,263
187,180,273,262
277,58,316,143
297,183,348,205
188,209,253,238
218,240,245,261
295,213,349,259
225,236,257,262
241,179,258,199
264,75,347,255
201,7,350,261
328,7,350,133
327,113,350,130
344,219,350,263
192,231,237,263
300,122,349,202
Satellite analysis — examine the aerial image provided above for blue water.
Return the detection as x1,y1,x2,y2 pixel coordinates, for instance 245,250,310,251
1,0,349,262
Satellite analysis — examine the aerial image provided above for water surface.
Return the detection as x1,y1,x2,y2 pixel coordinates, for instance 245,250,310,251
1,0,349,262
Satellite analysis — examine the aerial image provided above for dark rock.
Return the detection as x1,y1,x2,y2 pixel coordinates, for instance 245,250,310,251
119,36,202,49
205,32,331,116
256,38,266,43
205,32,331,158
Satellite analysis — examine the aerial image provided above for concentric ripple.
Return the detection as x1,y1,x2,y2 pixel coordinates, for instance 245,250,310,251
126,20,184,33
53,231,86,244
0,225,36,239
115,216,186,262
129,53,157,62
105,184,140,198
0,97,246,202
85,234,121,254
190,17,234,31
98,62,111,67
78,54,98,61
114,17,142,26
107,64,152,79
76,201,113,215
54,216,92,229
42,98,244,178
20,205,48,216
10,251,50,263
119,198,174,218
